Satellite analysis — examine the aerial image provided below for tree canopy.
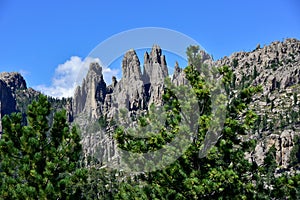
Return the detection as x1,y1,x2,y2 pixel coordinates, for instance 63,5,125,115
0,95,86,199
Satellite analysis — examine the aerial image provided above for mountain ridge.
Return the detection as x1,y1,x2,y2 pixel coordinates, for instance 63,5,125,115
1,38,300,171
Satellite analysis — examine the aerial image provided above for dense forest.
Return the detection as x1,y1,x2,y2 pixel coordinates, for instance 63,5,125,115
0,45,300,199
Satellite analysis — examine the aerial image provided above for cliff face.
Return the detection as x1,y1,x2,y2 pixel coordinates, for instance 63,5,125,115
73,62,106,119
73,45,175,164
0,79,16,117
0,72,27,93
0,72,27,115
113,49,146,112
0,73,22,134
73,45,172,121
143,45,169,106
213,38,300,168
214,38,300,94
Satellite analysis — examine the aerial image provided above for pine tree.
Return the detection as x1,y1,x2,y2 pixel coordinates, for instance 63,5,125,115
253,65,258,79
294,93,298,106
0,95,86,199
262,114,268,131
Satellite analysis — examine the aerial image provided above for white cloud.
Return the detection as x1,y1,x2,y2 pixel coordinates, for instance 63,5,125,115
35,56,119,98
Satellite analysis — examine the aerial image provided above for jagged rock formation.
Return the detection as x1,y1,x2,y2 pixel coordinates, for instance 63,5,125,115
73,45,172,164
0,73,20,134
0,79,16,116
213,38,300,169
215,38,300,94
0,72,28,133
143,45,168,106
73,62,106,119
245,81,300,168
172,61,188,86
253,130,297,167
72,40,300,168
0,72,27,93
73,45,171,120
1,39,300,171
113,49,146,112
143,45,168,83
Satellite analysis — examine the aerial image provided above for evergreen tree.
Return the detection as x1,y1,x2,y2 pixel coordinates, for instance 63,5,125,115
0,95,86,199
293,92,298,106
290,136,300,167
262,114,268,131
253,65,258,79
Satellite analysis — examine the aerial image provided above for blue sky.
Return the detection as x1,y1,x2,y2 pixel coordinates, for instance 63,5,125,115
0,0,299,97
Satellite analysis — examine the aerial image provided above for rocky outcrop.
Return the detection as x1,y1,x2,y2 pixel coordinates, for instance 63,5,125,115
253,130,297,167
73,45,173,121
143,45,168,106
0,72,27,93
0,79,16,116
0,72,28,130
143,45,168,84
73,62,106,119
171,61,186,86
215,38,300,95
113,49,146,112
0,72,75,136
0,73,20,134
73,45,175,164
214,38,300,169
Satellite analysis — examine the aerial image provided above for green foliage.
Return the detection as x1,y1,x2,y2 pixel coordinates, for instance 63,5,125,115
232,58,239,68
294,92,298,105
112,48,263,199
263,145,277,174
99,115,108,129
0,95,85,199
111,46,300,199
290,136,300,167
186,45,201,67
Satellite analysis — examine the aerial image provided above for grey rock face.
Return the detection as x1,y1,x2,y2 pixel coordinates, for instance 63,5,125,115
214,38,300,169
215,38,300,94
73,62,106,119
0,80,16,116
171,62,187,86
143,45,169,106
73,44,172,120
143,45,168,84
113,49,146,111
0,73,22,134
0,72,27,93
253,130,296,167
73,45,175,165
0,80,16,135
65,99,74,122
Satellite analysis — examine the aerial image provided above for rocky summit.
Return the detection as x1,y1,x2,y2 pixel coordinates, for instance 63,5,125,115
73,44,175,122
73,45,182,163
1,39,300,172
